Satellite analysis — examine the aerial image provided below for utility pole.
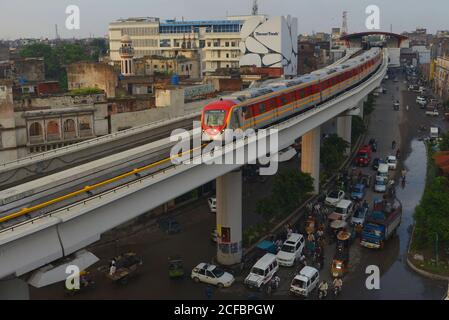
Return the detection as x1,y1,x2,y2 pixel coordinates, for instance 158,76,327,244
341,11,348,35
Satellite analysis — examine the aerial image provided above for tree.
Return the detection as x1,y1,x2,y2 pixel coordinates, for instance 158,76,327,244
271,170,314,215
321,134,349,173
20,42,94,91
413,176,449,248
256,170,314,218
351,115,366,142
439,131,449,151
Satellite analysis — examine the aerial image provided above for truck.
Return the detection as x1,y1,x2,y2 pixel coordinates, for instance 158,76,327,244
354,145,372,166
360,198,402,249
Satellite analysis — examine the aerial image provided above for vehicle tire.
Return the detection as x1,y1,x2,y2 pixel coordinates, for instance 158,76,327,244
193,277,200,283
217,283,224,289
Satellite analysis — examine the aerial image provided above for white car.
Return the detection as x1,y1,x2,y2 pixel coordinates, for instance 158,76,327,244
386,155,397,170
208,197,216,213
416,96,427,106
325,190,345,206
276,233,305,267
191,263,234,288
374,176,387,193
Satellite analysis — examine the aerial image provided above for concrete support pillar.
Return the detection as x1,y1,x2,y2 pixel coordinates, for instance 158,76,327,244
0,278,29,300
301,127,321,194
337,115,352,155
358,100,364,118
216,169,242,265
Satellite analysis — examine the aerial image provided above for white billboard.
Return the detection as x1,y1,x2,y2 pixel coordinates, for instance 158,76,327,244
239,15,298,76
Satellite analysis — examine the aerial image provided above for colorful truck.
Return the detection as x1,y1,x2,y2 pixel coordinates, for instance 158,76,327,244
360,198,402,249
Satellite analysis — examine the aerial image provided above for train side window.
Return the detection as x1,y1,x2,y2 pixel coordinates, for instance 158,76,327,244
243,106,252,119
259,103,266,114
269,99,276,109
280,96,287,105
232,109,241,129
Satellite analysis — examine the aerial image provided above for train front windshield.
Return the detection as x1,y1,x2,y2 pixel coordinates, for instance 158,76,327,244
204,110,226,127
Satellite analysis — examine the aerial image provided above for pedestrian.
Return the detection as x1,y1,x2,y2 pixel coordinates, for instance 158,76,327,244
109,259,116,276
391,140,396,149
205,286,213,299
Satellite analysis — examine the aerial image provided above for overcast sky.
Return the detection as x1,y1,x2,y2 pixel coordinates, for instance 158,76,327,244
0,0,446,39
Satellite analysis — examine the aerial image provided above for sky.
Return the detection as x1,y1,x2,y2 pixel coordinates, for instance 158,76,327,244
0,0,446,39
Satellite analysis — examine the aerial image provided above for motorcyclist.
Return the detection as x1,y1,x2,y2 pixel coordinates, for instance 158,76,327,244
333,277,343,294
318,280,329,298
271,275,280,290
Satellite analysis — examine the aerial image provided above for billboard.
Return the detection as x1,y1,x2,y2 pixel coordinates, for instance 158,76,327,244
239,15,298,76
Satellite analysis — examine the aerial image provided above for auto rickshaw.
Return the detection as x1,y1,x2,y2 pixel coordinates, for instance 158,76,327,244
168,256,184,279
331,231,351,278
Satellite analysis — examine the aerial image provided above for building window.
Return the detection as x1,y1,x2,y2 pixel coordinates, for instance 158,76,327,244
29,122,42,136
225,42,229,47
207,42,211,47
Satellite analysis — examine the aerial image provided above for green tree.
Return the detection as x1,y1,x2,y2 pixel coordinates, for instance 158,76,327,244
271,170,314,215
439,131,449,151
321,134,349,173
413,176,449,248
20,43,94,91
351,115,366,142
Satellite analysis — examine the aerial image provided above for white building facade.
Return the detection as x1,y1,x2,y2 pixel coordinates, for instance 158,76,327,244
109,16,267,74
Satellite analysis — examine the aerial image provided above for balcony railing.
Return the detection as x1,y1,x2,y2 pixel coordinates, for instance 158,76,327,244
63,131,77,140
29,136,44,144
47,133,62,142
79,129,93,138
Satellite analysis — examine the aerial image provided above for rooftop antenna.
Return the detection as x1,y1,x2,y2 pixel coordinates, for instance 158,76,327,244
55,24,60,40
252,0,258,15
341,11,348,35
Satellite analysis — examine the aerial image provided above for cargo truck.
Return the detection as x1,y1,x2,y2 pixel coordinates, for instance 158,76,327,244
360,198,402,249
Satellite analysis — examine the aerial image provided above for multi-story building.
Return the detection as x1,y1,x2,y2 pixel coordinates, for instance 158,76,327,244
434,56,449,100
109,16,264,75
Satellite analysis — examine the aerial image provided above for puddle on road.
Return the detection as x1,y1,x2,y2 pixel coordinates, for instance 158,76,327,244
342,139,446,300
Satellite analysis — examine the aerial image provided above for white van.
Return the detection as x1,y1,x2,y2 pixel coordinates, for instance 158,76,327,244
244,253,279,290
289,266,320,297
377,163,389,179
331,199,354,221
276,233,305,267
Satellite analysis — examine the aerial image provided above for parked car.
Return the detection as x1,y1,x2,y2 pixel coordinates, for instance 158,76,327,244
351,183,366,201
276,233,305,267
351,206,369,226
191,263,235,288
393,101,400,111
386,155,397,170
208,197,216,213
325,189,345,206
289,266,320,298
